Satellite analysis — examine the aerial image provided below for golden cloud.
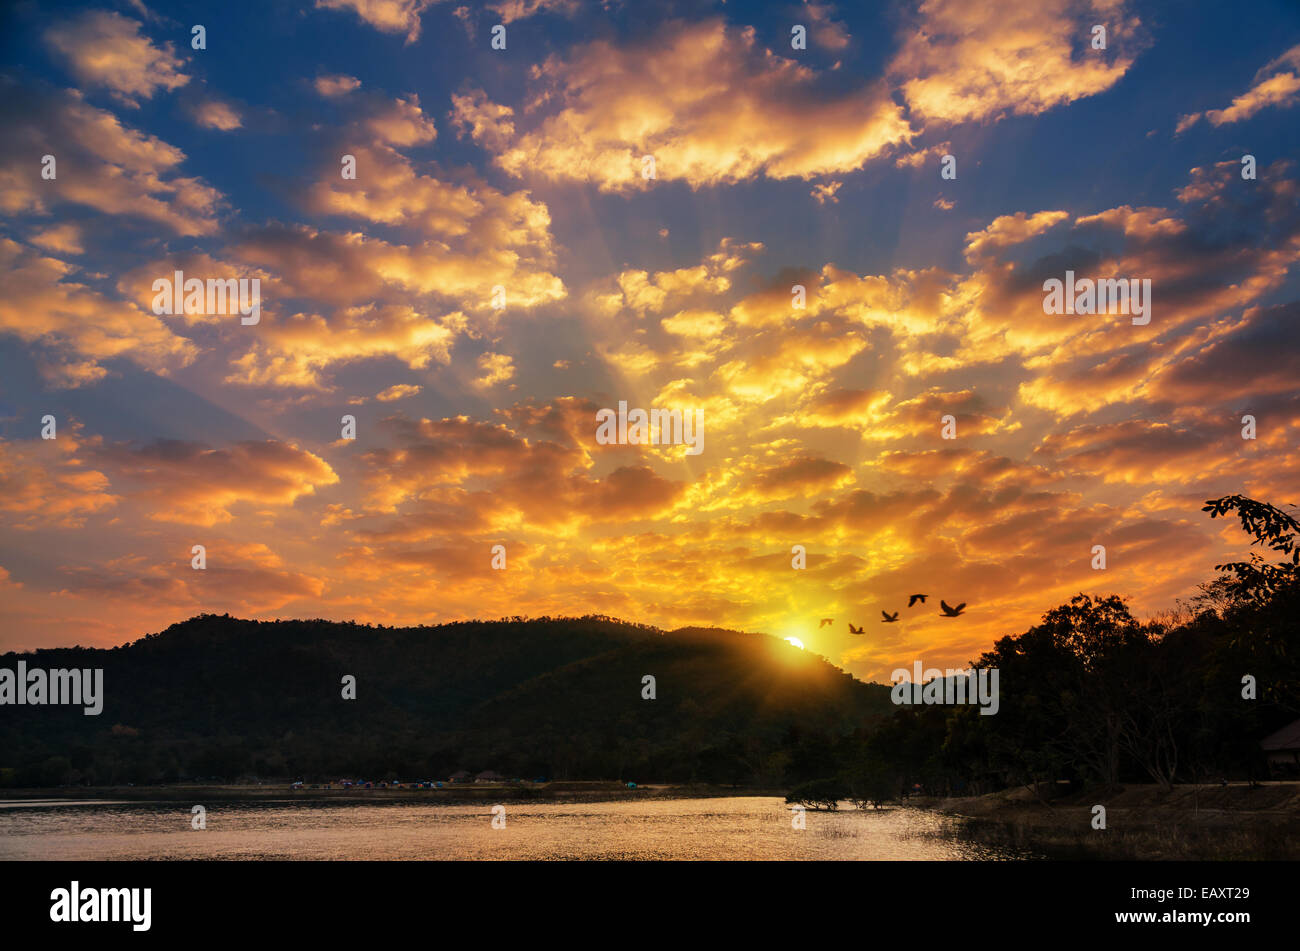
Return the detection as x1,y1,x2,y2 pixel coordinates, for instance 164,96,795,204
190,99,243,131
889,0,1144,124
44,10,188,106
93,439,339,526
376,383,424,402
0,239,197,387
0,430,118,529
0,81,223,237
58,544,328,615
488,0,578,24
475,352,516,388
1177,44,1300,132
315,73,362,97
29,223,85,256
226,304,458,390
746,455,855,501
455,19,914,190
314,0,434,43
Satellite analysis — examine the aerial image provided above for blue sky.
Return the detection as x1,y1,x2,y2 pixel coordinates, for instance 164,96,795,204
1,0,1299,683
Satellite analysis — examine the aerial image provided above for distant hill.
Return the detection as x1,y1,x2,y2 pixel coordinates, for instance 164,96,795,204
0,615,893,786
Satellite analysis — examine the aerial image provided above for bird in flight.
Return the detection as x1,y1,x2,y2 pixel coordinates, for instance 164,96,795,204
848,623,864,635
881,611,899,623
907,594,928,607
939,600,966,617
819,618,834,628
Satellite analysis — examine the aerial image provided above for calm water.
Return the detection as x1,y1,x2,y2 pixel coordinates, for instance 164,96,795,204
0,797,1034,860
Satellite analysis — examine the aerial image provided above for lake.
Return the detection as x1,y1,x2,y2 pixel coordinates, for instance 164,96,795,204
0,796,1035,860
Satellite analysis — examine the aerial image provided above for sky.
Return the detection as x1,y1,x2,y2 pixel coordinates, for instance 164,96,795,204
1,0,1298,683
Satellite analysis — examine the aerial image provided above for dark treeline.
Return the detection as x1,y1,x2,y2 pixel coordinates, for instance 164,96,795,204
0,614,895,787
810,495,1300,808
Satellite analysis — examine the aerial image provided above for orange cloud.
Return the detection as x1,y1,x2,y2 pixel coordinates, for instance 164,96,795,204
802,1,851,51
1177,44,1300,132
488,0,578,24
811,181,842,205
0,430,118,529
44,10,188,106
58,543,327,615
226,304,458,390
889,0,1145,124
222,217,563,388
376,384,424,402
305,146,556,255
93,440,339,526
29,223,85,256
0,81,223,237
314,0,434,43
747,455,855,501
0,239,196,387
964,211,1070,263
355,412,688,534
190,99,243,131
315,73,362,97
596,240,759,318
475,352,516,388
796,388,894,428
455,19,914,190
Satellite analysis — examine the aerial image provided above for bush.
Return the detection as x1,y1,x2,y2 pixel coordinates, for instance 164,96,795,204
786,777,849,810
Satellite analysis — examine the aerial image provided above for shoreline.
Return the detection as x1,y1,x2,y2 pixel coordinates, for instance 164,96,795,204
0,782,787,804
912,782,1300,860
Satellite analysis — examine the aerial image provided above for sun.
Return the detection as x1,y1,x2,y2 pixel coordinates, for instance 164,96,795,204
784,636,806,650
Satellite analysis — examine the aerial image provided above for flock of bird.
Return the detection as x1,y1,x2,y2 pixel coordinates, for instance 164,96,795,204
820,593,966,635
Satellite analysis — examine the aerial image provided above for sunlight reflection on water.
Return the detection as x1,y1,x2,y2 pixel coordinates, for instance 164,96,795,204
0,797,1036,860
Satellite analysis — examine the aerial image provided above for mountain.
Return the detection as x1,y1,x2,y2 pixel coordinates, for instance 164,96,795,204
0,614,893,786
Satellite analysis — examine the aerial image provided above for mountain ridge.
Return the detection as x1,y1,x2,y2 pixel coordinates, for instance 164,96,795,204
0,613,892,786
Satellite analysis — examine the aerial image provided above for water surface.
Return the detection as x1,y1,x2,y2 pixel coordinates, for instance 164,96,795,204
0,797,1035,860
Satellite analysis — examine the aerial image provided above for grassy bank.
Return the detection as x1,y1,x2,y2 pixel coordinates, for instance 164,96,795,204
917,782,1300,859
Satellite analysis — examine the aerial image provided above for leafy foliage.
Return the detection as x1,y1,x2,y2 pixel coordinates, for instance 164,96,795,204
1202,494,1300,598
785,778,849,810
856,496,1300,795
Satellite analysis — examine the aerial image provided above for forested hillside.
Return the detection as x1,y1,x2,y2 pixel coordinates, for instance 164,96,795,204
0,615,893,785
